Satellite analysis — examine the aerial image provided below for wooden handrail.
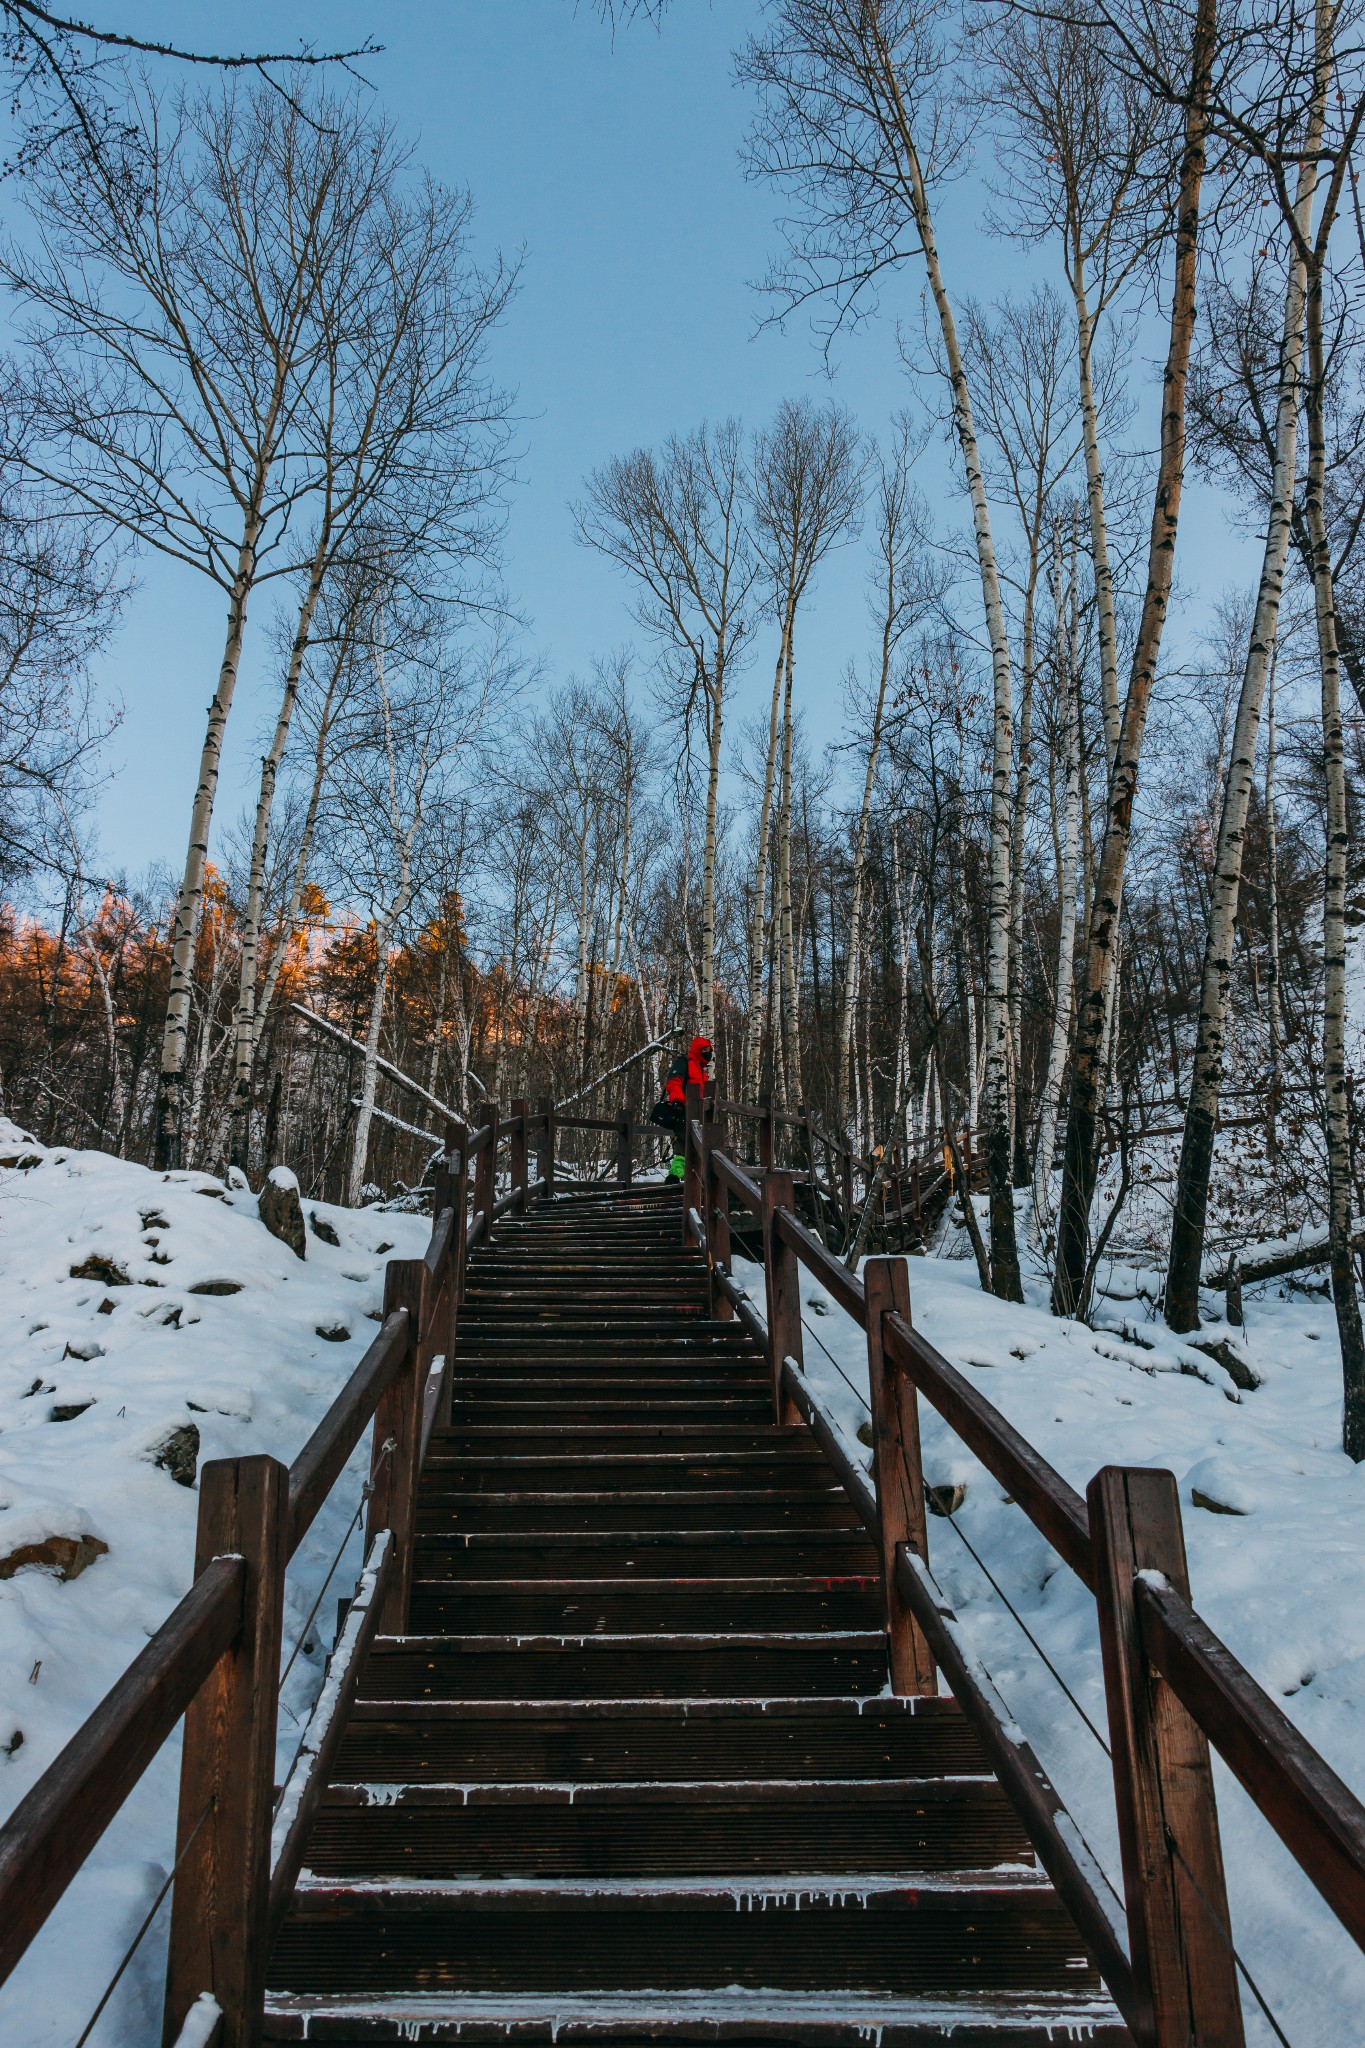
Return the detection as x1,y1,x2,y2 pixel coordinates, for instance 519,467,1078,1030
554,1112,627,1133
0,1552,245,1985
422,1205,455,1284
1137,1572,1365,1948
285,1308,411,1558
882,1310,1093,1586
709,1144,762,1215
774,1204,866,1320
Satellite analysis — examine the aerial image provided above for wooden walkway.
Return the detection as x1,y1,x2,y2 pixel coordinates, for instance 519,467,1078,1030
262,1183,1126,2043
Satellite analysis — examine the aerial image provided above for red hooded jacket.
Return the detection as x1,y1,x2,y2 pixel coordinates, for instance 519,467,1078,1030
664,1036,713,1104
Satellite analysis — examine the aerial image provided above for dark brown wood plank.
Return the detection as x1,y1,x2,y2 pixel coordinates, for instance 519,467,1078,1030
0,1554,243,1990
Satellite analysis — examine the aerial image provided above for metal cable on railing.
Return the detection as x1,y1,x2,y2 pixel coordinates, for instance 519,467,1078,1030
1165,1826,1294,2047
278,1436,395,1716
798,1307,877,1415
72,1796,215,2048
932,1502,1113,1762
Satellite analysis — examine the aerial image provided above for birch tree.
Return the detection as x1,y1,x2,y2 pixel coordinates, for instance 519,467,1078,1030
741,0,1022,1297
1030,516,1083,1248
960,288,1081,1173
1049,0,1218,1315
576,421,757,1038
329,605,511,1205
225,162,516,1169
748,398,863,1106
1164,85,1321,1329
835,419,941,1129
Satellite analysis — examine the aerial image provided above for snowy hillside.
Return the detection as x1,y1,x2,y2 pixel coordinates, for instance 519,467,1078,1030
0,1122,427,2046
4,1115,1364,2046
745,1239,1365,2048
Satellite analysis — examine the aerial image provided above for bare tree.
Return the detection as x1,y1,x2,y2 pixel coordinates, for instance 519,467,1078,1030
8,74,421,1167
327,601,511,1204
1030,513,1083,1248
576,420,757,1037
0,432,121,892
960,286,1081,1173
1050,0,1218,1315
740,0,1022,1299
748,397,863,1105
835,418,941,1129
225,158,516,1169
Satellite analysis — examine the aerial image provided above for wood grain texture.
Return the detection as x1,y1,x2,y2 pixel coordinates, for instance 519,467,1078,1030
163,1455,289,2048
864,1259,936,1698
1089,1466,1243,2048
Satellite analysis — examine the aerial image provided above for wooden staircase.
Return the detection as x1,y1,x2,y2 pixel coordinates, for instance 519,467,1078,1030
263,1182,1127,2044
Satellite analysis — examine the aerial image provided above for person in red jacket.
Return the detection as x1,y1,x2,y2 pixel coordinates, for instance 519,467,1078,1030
650,1035,712,1178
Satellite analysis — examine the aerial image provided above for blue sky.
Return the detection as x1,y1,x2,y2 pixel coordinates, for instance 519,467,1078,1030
41,1,1252,881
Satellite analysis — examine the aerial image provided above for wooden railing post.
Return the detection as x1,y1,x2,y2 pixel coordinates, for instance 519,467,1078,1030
683,1080,702,1240
758,1092,775,1172
761,1167,803,1424
366,1260,425,1632
163,1455,288,2048
539,1094,556,1199
617,1109,632,1185
711,1146,734,1320
431,1154,463,1430
474,1100,499,1228
1089,1466,1245,2048
864,1258,937,1697
510,1096,529,1210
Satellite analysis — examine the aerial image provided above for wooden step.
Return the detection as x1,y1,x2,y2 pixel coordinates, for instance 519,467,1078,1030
432,1424,817,1453
269,1869,1103,1999
266,1184,1126,2048
412,1530,882,1578
299,1775,1027,1878
333,1696,989,1783
448,1398,776,1426
263,1985,1130,2043
424,1451,834,1492
356,1631,888,1699
416,1493,865,1533
407,1575,883,1633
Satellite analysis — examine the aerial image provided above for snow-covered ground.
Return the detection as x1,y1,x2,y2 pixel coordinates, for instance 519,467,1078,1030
3,1119,1362,2046
0,1120,428,2045
735,1229,1365,2048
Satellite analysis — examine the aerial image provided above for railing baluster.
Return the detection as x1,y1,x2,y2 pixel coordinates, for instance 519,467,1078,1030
432,1154,463,1430
540,1093,556,1198
864,1258,937,1696
510,1096,529,1209
1089,1466,1245,2048
617,1108,632,1185
709,1139,733,1319
760,1169,803,1424
366,1260,425,1631
758,1092,774,1172
163,1455,288,2048
683,1080,703,1242
474,1100,499,1227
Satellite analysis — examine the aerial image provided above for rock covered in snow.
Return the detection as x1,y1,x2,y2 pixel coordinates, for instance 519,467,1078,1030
258,1165,306,1260
0,1532,107,1582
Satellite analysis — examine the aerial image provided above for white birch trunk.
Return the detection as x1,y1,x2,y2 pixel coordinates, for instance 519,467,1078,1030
1030,584,1081,1249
